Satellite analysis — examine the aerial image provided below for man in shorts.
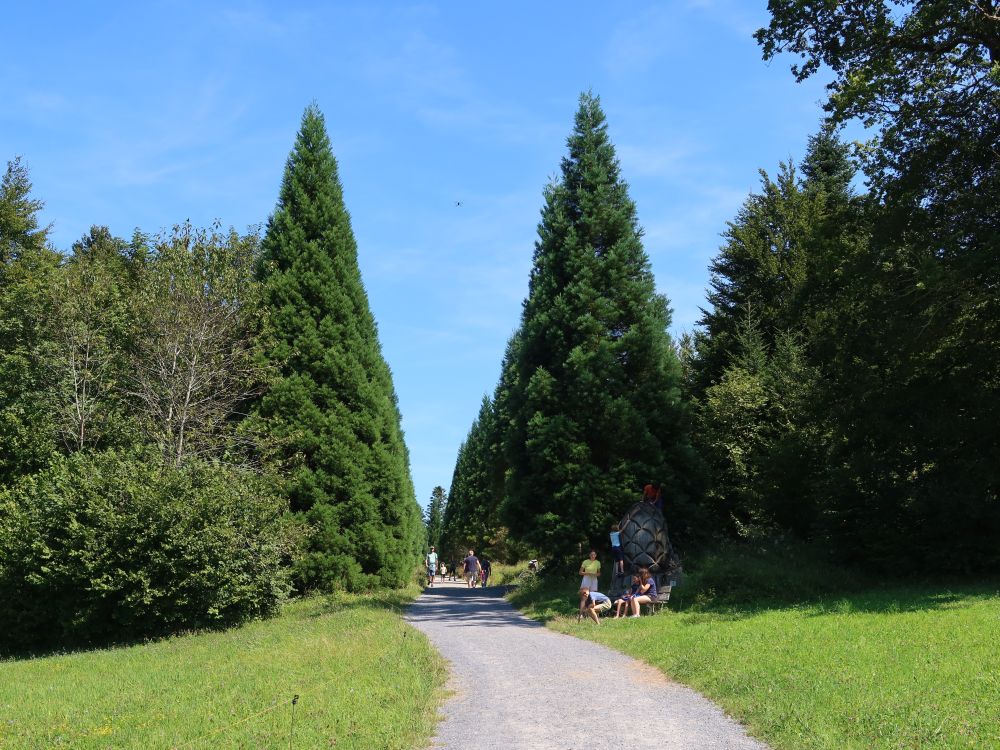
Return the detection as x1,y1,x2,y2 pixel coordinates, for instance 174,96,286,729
425,546,438,587
463,549,481,588
578,587,612,624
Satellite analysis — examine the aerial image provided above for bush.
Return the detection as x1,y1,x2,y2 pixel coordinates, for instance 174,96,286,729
0,451,303,652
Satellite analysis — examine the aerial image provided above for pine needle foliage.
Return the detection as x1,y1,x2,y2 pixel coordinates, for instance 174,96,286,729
502,93,698,565
256,105,422,591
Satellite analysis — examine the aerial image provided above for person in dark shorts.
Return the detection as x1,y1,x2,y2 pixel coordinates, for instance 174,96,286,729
425,546,438,586
609,523,624,575
480,557,492,587
463,549,481,588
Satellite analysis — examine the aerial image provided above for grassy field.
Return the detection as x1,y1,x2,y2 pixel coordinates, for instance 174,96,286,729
0,587,447,750
510,551,1000,750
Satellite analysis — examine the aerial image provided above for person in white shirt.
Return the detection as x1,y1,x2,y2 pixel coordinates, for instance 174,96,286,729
425,546,439,586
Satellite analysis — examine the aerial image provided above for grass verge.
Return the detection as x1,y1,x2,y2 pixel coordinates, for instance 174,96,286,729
0,586,447,749
509,547,1000,750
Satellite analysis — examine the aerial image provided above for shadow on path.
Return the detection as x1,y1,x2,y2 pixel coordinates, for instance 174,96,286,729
407,583,544,630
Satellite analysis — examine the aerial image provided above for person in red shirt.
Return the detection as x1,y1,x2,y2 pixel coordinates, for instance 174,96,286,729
643,481,657,503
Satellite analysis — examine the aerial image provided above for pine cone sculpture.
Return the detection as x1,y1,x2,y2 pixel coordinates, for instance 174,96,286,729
619,502,673,573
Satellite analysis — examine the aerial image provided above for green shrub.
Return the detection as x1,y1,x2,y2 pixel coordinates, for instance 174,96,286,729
0,451,303,652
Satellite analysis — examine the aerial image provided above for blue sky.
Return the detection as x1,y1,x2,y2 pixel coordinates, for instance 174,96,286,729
2,2,834,509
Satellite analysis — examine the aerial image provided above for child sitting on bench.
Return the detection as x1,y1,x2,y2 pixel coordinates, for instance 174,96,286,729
613,574,642,618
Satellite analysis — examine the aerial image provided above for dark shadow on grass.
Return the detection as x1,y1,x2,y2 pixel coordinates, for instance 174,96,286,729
1,587,423,662
655,584,1000,623
301,588,422,618
799,584,1000,617
504,574,1000,627
0,614,260,663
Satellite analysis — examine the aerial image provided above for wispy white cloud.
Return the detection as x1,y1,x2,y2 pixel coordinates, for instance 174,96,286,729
605,7,687,76
20,91,72,115
219,6,308,38
361,28,467,104
605,1,762,77
617,139,704,180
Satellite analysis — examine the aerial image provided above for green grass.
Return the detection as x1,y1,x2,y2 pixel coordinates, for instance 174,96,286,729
488,560,537,586
509,550,1000,750
0,587,447,750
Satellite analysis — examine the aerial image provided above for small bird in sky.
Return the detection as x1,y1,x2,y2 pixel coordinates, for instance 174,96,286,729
454,200,463,207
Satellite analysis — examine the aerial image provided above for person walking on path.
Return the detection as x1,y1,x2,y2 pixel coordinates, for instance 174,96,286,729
480,556,492,587
579,550,601,592
463,549,482,588
425,546,439,586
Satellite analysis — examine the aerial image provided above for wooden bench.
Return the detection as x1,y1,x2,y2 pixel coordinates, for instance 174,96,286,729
642,584,673,616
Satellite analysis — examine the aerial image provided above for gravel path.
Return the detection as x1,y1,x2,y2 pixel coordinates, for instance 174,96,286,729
406,580,770,750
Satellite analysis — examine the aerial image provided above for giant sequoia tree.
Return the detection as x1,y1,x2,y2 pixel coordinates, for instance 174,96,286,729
257,106,421,590
502,93,697,564
441,395,504,558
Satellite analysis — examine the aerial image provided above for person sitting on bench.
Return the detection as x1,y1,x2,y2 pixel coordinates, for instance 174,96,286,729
628,567,657,618
578,587,612,624
613,574,642,618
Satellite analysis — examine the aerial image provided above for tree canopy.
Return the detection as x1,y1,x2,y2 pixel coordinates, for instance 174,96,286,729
499,93,698,565
256,105,422,591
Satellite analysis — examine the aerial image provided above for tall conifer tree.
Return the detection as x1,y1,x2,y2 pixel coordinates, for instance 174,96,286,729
0,158,59,486
425,486,446,550
257,106,421,590
502,93,697,564
441,395,504,557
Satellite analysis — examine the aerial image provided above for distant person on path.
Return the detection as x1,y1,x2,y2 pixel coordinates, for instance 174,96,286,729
629,567,658,617
609,523,624,575
578,587,612,624
480,557,492,587
463,549,481,588
579,550,601,592
425,546,438,586
613,574,642,618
